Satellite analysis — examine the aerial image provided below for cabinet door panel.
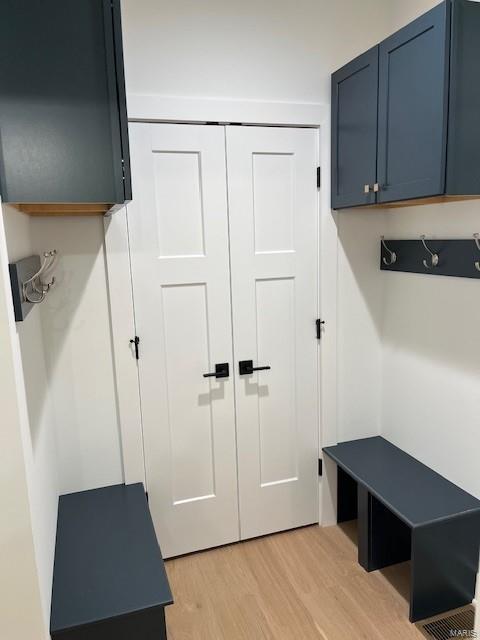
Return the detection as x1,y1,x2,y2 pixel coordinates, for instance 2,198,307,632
0,0,128,205
377,3,449,203
331,47,379,209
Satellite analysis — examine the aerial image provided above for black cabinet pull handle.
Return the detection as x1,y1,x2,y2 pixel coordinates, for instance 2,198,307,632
239,360,271,376
203,363,229,379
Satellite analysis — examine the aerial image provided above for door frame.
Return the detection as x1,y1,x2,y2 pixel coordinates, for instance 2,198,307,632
104,96,339,525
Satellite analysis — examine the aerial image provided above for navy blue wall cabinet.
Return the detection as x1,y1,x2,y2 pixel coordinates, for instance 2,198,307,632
0,0,131,217
50,484,173,640
331,0,480,210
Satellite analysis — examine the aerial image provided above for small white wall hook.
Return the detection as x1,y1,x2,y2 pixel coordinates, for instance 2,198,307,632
474,234,480,272
420,235,439,269
381,236,397,266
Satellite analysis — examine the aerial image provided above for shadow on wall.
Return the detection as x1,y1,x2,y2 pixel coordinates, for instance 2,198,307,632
335,199,480,496
336,201,480,376
336,208,387,441
381,201,480,375
380,201,480,497
382,270,480,376
29,215,123,495
1,204,54,453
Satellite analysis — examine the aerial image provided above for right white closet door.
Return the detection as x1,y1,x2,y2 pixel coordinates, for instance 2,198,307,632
226,126,320,540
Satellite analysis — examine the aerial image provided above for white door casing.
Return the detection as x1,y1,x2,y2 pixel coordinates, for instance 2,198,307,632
127,123,240,558
226,126,320,539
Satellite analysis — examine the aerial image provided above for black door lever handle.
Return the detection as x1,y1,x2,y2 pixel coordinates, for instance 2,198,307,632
130,336,140,360
239,360,271,375
203,362,230,379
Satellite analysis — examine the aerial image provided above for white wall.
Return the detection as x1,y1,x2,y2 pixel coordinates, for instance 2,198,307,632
1,209,124,631
121,0,392,105
30,217,123,495
337,201,480,500
0,203,49,639
337,211,386,442
389,0,439,31
380,203,480,498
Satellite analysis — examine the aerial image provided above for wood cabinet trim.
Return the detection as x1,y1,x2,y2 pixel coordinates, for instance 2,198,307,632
16,203,112,216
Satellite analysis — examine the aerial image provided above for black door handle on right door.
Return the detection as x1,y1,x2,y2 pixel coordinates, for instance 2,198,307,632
238,360,271,375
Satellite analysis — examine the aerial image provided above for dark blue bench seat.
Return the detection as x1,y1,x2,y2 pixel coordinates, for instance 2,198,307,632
50,483,173,640
323,437,480,622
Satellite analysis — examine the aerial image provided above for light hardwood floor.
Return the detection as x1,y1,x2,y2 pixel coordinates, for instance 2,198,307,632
165,522,425,640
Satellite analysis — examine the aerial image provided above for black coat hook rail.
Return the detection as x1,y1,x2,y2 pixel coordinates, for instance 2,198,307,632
380,238,480,279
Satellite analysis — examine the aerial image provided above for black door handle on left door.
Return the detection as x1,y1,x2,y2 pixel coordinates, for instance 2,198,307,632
203,363,230,379
238,360,271,375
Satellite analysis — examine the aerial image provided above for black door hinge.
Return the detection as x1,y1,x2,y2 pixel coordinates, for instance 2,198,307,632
316,319,325,340
317,166,321,189
318,459,323,476
130,336,140,360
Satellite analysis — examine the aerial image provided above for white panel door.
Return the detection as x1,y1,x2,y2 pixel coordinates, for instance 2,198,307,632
226,126,319,539
127,123,239,558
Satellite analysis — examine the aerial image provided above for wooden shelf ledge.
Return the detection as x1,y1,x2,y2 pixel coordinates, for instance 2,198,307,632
14,203,112,216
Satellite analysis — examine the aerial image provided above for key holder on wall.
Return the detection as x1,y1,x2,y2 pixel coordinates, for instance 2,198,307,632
380,235,480,280
9,250,58,322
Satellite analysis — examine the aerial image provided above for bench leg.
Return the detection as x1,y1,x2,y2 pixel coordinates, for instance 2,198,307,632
357,485,371,570
337,466,358,523
357,486,410,572
410,513,480,622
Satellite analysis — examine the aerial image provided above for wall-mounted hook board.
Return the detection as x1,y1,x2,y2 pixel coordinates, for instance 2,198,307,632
9,254,42,322
380,240,480,280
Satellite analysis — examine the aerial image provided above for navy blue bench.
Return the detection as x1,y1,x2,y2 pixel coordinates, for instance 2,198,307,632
50,483,173,640
323,437,480,622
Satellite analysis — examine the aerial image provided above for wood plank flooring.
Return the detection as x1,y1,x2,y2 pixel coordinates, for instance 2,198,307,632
165,522,425,639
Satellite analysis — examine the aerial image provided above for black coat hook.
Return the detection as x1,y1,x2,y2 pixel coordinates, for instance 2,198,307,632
381,236,397,265
420,235,439,269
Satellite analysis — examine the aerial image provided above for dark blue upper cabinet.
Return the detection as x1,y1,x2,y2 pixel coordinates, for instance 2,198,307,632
377,3,450,204
446,0,480,195
331,48,379,209
0,0,131,216
331,0,480,210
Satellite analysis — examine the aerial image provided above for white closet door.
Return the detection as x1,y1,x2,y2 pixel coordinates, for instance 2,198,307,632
127,123,239,558
226,126,319,540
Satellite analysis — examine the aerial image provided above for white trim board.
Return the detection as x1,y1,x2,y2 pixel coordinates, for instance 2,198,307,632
106,98,338,519
104,209,146,487
127,94,328,127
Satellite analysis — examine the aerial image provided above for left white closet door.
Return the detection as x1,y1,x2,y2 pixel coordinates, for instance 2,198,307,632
127,123,239,558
